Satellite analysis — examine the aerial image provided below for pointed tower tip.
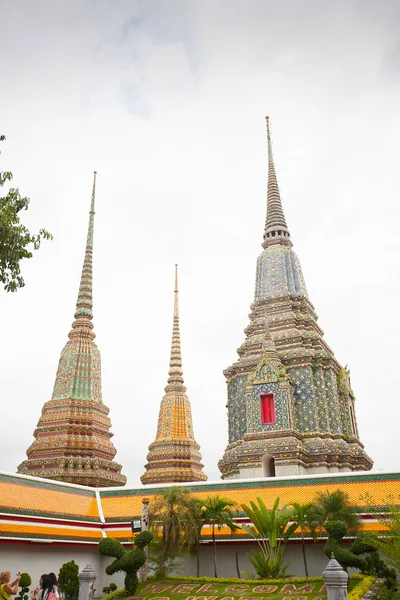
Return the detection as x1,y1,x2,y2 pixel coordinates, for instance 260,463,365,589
262,117,291,249
72,173,96,323
166,264,185,390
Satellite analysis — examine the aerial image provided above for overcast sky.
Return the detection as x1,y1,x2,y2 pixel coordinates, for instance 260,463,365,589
1,0,400,487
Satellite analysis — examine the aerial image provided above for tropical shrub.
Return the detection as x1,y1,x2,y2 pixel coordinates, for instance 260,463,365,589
241,497,297,578
102,583,117,595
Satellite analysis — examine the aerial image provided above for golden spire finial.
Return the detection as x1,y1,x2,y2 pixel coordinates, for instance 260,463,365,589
167,264,185,389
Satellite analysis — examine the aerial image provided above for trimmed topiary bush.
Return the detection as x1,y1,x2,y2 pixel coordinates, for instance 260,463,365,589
17,573,31,600
98,530,153,595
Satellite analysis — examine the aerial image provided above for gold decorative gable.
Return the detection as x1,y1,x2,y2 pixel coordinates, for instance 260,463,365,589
248,354,287,385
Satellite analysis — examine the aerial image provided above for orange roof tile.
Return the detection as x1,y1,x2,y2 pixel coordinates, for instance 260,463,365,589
0,475,99,521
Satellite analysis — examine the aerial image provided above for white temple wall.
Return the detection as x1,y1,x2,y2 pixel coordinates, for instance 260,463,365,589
0,539,352,591
0,544,125,595
183,541,339,578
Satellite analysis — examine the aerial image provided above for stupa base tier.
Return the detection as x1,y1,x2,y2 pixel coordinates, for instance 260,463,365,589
17,457,126,487
218,433,373,479
141,467,208,484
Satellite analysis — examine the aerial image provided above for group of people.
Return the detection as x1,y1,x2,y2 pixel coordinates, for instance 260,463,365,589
0,572,60,600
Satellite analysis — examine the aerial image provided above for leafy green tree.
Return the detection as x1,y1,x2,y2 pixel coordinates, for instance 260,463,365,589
17,573,31,600
150,487,195,579
0,135,52,292
289,502,317,577
147,535,182,579
313,489,361,533
241,497,297,579
378,506,400,573
203,495,238,578
58,560,79,600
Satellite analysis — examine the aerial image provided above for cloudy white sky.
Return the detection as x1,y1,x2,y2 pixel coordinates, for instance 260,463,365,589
1,0,400,486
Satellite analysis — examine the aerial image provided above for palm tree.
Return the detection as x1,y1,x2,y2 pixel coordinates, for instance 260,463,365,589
202,495,238,578
150,486,194,578
313,489,361,533
289,502,317,577
184,497,207,577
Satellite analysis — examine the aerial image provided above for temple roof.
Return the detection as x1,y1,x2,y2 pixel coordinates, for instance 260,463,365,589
0,471,398,543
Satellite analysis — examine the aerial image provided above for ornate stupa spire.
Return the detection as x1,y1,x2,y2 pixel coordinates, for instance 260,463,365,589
141,265,207,485
166,265,185,391
18,172,126,487
219,118,372,479
263,116,291,248
74,170,96,322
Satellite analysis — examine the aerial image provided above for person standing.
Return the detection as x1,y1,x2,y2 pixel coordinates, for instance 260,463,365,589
31,574,47,600
47,574,59,600
0,571,21,600
40,577,55,600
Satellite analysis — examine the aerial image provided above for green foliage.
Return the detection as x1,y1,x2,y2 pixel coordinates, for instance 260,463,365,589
150,487,198,579
98,537,125,559
313,489,361,533
348,576,375,600
183,497,208,577
102,583,117,596
101,588,125,600
0,135,52,292
165,575,328,583
378,506,400,573
289,502,318,577
202,495,239,578
121,575,368,600
148,535,182,579
98,531,153,594
241,497,297,578
17,573,31,600
324,520,366,570
18,574,31,589
58,560,79,600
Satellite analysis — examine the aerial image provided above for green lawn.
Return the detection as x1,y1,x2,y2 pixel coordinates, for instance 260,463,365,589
124,577,359,600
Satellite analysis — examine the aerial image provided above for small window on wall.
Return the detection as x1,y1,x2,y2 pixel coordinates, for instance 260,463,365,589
260,393,275,424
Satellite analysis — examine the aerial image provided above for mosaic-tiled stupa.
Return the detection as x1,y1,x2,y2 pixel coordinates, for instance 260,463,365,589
218,118,373,479
17,172,126,487
141,265,207,484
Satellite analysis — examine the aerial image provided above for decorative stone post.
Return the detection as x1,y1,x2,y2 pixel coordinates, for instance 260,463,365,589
139,498,150,583
323,553,349,600
78,564,97,600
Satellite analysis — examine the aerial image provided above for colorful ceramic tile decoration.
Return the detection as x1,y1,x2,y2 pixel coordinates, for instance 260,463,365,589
141,265,207,484
218,118,373,479
17,173,126,487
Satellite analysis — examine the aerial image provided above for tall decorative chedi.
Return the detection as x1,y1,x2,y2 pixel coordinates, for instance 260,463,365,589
218,118,373,479
18,173,126,487
141,265,207,484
